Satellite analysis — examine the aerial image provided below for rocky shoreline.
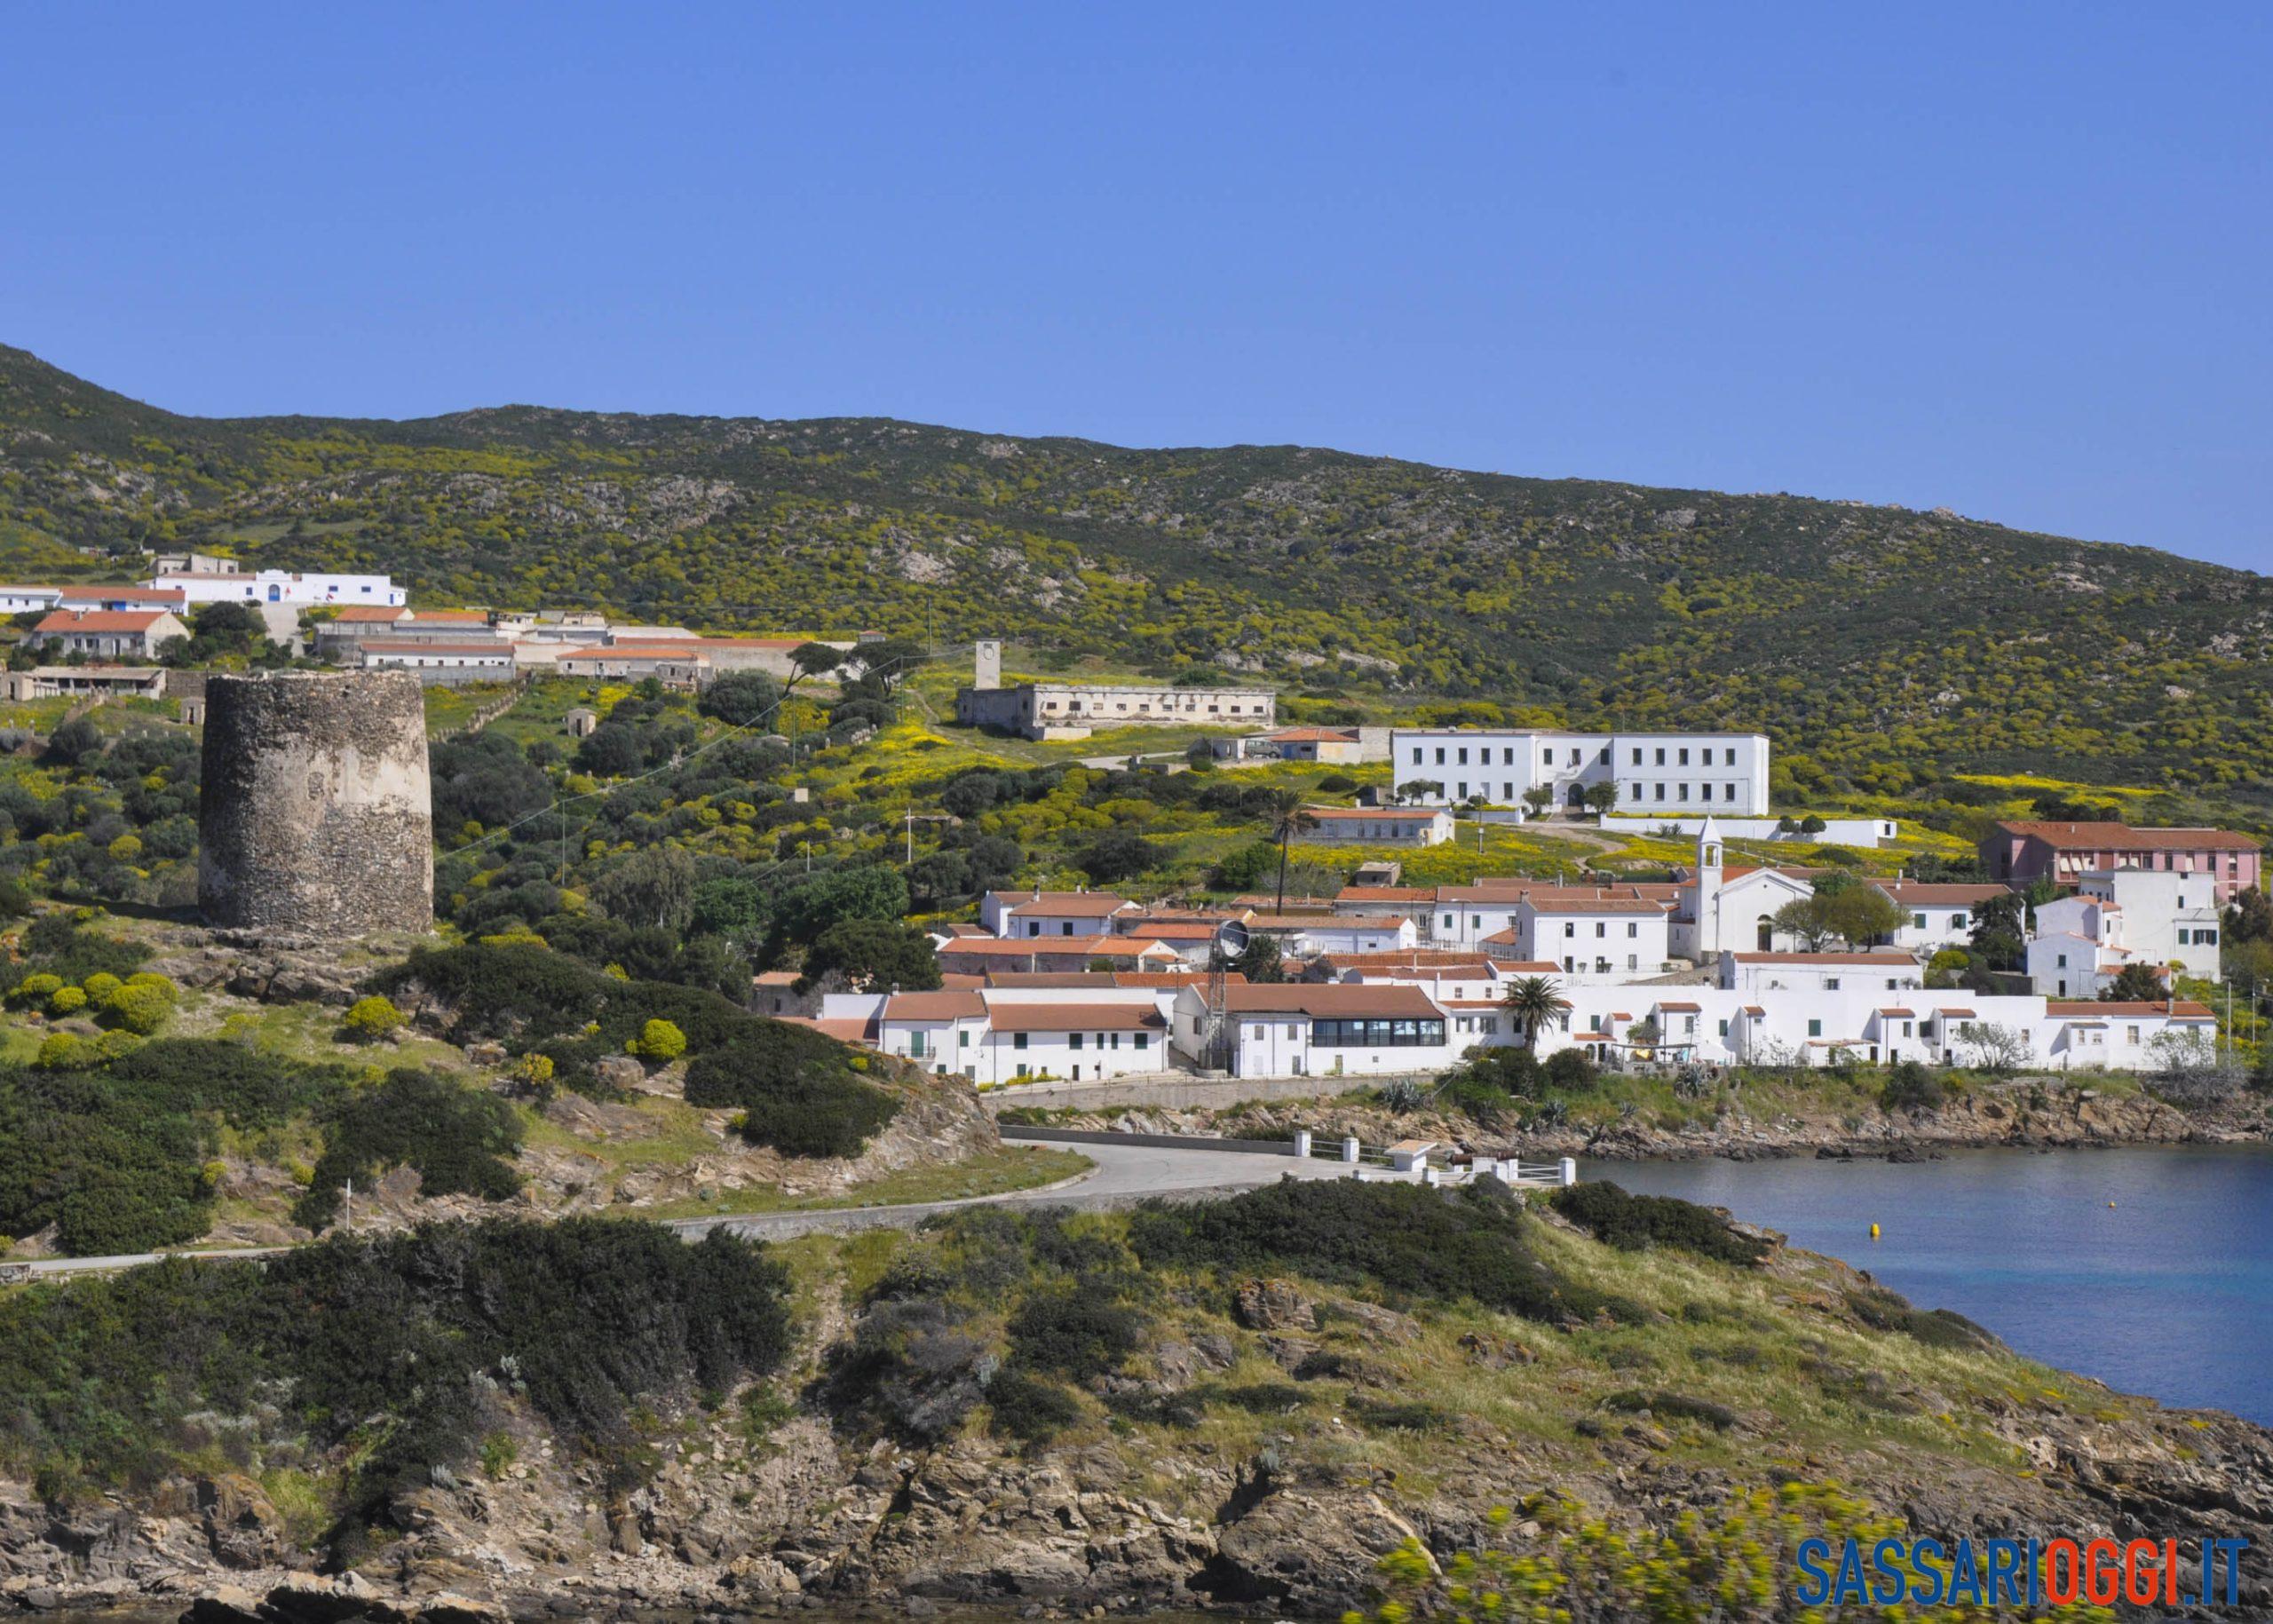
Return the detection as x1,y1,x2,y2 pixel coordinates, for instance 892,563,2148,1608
1016,1072,2270,1168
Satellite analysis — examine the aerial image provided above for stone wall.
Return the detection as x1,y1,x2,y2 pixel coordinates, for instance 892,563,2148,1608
197,672,433,935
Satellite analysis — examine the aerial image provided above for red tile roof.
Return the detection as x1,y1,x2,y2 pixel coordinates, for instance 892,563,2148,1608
1730,951,1917,966
35,609,175,633
2046,1000,2214,1018
1223,984,1445,1018
882,991,987,1020
982,1002,1167,1033
1996,820,2257,852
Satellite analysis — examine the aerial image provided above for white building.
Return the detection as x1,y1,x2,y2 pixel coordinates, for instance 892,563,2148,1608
360,640,517,685
955,641,1274,741
1172,983,1453,1078
1243,914,1418,957
2026,894,2132,998
0,587,65,615
1718,949,1924,998
152,569,406,607
1510,895,1675,981
1300,807,1453,846
833,987,1173,1084
2075,869,2223,983
1870,880,2010,954
1390,729,1771,814
31,609,191,660
979,889,1141,938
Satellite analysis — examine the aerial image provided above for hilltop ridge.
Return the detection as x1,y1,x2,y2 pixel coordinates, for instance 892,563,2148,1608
4,343,2269,804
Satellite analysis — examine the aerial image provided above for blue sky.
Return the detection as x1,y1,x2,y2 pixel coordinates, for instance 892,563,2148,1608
5,4,2266,570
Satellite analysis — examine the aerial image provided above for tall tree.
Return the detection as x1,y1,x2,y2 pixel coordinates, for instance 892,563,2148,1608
1501,975,1565,1052
1262,788,1319,915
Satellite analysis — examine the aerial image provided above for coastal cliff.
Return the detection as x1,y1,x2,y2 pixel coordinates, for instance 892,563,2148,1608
0,1182,2267,1622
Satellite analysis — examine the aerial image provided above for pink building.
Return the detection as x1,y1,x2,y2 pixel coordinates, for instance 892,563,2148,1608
1980,820,2261,905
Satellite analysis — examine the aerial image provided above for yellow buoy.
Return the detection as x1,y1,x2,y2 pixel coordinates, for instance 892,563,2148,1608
2108,1200,2117,1208
1869,1222,1881,1239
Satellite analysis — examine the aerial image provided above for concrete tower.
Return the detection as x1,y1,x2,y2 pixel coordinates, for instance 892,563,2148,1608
1693,817,1726,960
197,671,433,935
973,639,1002,691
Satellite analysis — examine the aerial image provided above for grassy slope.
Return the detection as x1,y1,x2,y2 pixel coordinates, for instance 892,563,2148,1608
4,343,2269,817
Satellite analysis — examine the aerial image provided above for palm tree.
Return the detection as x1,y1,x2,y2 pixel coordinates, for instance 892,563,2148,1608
1263,788,1319,914
1501,974,1565,1052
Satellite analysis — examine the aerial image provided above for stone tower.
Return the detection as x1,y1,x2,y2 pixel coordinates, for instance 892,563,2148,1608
197,671,433,935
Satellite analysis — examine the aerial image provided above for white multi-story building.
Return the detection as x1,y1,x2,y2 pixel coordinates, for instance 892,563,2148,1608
151,569,406,607
1390,729,1771,814
2026,894,2131,998
2075,869,2223,983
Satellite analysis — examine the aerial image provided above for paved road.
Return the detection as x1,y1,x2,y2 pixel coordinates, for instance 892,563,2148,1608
674,1134,1355,1243
7,1137,1350,1275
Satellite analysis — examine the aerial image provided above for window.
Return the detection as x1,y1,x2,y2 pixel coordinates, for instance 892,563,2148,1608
1653,783,1666,801
1626,923,1638,938
1717,1018,1729,1036
1678,783,1691,802
1016,1063,1030,1078
1411,748,1422,764
1069,1033,1083,1050
1594,923,1606,938
1913,913,1927,930
1631,747,1642,764
1110,1033,1121,1050
908,1031,927,1058
1627,955,1637,970
1457,748,1469,764
1434,748,1445,764
959,1030,970,1048
1563,923,1575,938
1678,748,1690,765
1059,922,1073,936
1134,1033,1148,1050
1808,1018,1822,1037
1013,1033,1029,1050
2126,1026,2141,1044
1311,1018,1447,1048
1654,747,1666,765
1826,978,1841,990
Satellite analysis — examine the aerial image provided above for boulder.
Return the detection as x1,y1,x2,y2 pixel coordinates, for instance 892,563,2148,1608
1231,1279,1315,1332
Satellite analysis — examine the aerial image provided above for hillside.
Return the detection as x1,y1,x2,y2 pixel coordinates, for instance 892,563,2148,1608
4,343,2270,803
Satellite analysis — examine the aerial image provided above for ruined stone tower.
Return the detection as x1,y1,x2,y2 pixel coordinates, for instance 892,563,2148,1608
197,671,433,935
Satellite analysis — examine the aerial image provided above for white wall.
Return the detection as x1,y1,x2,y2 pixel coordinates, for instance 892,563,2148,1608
1390,730,1771,814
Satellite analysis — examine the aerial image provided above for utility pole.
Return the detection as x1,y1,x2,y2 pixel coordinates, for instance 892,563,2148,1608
343,1178,352,1236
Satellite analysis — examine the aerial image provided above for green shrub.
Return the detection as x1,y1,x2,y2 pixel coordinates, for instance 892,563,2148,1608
45,986,86,1016
1006,1278,1144,1381
985,1369,1084,1444
97,982,172,1035
293,1069,524,1231
628,1018,686,1062
83,972,123,1002
1548,1181,1770,1266
8,973,63,1009
19,917,147,987
1129,1179,1603,1323
684,1031,899,1159
342,995,404,1041
1879,1059,1946,1113
1845,1286,1997,1351
35,1033,99,1071
0,1220,790,1534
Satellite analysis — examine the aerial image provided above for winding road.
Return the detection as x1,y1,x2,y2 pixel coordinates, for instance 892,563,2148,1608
10,1135,1354,1277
